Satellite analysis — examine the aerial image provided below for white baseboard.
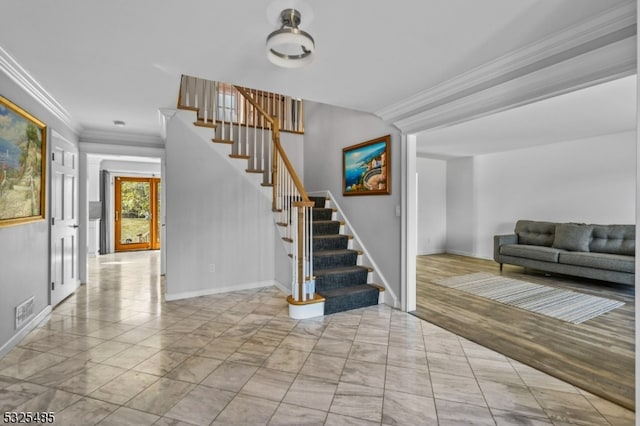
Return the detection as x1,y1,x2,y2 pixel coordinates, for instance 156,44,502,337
417,249,447,256
165,280,279,301
443,249,493,261
445,249,477,258
0,305,52,358
272,280,290,295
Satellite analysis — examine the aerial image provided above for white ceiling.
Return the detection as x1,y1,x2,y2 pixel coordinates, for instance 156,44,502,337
0,0,634,154
416,74,637,159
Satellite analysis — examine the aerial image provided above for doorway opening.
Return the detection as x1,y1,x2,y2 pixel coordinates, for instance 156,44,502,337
114,176,161,251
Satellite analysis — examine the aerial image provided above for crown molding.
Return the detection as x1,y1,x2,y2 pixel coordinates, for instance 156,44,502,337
394,37,636,134
376,1,636,131
79,128,164,148
0,46,79,134
79,141,165,159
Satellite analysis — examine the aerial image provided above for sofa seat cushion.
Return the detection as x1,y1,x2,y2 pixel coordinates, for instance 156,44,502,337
559,251,635,273
500,244,563,263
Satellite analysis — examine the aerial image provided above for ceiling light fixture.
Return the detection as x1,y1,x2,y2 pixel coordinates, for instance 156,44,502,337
266,8,315,68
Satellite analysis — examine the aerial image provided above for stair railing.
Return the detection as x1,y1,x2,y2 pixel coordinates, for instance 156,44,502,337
177,75,316,303
234,86,316,303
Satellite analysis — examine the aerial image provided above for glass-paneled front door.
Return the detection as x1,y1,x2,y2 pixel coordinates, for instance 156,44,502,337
114,177,161,251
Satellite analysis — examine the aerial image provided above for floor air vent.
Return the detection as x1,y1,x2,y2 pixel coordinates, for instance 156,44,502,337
15,297,35,329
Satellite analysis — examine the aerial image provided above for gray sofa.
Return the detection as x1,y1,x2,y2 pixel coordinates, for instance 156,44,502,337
494,220,635,285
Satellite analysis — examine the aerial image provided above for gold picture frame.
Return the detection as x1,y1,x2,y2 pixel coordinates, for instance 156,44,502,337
0,96,47,226
343,134,390,196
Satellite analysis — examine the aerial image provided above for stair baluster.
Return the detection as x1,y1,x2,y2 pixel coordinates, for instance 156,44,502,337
232,87,317,305
177,75,320,309
221,83,226,141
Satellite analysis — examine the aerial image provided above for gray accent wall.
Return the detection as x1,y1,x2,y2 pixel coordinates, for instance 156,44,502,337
303,101,402,301
0,73,79,355
164,112,277,299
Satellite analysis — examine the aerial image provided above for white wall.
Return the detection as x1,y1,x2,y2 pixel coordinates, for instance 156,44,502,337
303,101,401,299
0,73,79,356
416,157,447,254
86,157,101,257
446,157,477,256
164,112,276,299
444,131,636,259
87,156,101,201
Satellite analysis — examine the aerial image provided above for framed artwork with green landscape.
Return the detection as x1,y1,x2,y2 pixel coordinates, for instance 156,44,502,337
0,96,47,226
343,134,390,196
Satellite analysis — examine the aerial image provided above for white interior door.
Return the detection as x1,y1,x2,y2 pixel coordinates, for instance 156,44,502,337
50,131,79,307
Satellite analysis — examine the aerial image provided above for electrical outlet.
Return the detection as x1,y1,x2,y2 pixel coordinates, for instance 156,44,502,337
209,263,216,273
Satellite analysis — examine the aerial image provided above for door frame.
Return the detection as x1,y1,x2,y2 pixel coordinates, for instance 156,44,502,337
77,144,165,284
114,176,161,252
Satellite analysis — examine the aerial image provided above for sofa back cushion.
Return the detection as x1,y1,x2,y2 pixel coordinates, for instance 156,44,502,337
589,225,635,256
552,223,592,252
515,220,556,246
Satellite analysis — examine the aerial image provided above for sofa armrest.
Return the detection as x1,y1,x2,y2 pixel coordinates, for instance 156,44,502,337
494,234,518,262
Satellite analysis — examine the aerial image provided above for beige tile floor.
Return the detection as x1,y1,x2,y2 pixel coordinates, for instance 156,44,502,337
0,251,634,425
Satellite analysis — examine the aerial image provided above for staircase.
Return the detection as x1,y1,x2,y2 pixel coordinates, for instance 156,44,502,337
310,196,382,314
176,75,383,318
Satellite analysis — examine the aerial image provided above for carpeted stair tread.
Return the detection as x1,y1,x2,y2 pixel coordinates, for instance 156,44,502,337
313,234,349,251
313,249,359,270
312,208,334,221
314,266,370,291
309,196,327,208
314,248,358,256
313,220,341,235
319,284,380,315
314,265,370,277
304,195,380,315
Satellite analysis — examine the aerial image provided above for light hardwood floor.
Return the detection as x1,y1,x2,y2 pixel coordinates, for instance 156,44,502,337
414,253,635,411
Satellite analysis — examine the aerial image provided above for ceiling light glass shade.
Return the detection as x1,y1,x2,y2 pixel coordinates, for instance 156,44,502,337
266,9,315,68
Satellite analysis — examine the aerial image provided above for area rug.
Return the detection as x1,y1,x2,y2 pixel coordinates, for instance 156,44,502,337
434,272,624,324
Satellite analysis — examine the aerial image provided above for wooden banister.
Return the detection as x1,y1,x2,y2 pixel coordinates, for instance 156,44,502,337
234,86,274,126
273,140,310,202
234,85,310,203
234,86,315,303
180,75,315,305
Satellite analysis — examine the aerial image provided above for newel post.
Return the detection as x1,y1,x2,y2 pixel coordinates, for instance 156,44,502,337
293,200,315,302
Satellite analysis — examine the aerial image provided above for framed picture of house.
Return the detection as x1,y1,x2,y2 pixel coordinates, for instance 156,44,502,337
0,96,47,226
343,135,390,196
